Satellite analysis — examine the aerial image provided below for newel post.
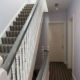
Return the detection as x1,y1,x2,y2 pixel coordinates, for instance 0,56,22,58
0,68,9,80
0,56,9,80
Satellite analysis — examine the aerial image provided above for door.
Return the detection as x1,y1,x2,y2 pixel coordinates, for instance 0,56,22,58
48,23,64,62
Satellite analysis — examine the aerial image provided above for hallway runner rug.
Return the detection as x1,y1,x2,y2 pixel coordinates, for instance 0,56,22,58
49,62,72,80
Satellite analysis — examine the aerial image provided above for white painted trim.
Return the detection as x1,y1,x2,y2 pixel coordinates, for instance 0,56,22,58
0,56,3,66
48,22,67,64
67,15,74,69
49,21,66,24
72,15,75,72
0,3,27,39
0,68,9,80
64,22,67,64
72,73,77,80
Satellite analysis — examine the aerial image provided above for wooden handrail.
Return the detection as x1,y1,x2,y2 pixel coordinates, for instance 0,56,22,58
36,51,48,80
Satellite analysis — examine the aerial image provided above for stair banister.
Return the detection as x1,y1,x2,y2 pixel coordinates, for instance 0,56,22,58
1,0,39,72
36,50,49,80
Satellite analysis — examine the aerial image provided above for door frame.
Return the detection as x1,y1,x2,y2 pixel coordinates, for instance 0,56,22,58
48,21,67,64
67,16,74,69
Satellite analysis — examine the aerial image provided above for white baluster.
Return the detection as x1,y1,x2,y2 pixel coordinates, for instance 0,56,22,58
20,47,23,80
16,53,20,80
8,68,12,80
0,56,3,67
25,32,29,80
24,37,27,80
22,40,25,80
11,60,16,80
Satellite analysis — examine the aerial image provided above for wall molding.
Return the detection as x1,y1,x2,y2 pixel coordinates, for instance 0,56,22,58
49,21,66,24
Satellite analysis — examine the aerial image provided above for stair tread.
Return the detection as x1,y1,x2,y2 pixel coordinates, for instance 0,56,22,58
10,25,22,27
2,37,16,38
0,44,12,46
0,53,8,55
6,31,20,32
10,26,22,31
13,21,25,22
16,17,27,19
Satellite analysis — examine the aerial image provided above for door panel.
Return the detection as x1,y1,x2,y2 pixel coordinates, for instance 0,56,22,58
48,23,64,62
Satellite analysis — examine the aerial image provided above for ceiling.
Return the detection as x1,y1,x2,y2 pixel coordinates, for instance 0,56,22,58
46,0,72,11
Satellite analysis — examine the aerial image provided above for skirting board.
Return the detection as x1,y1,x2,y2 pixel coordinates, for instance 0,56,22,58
72,73,77,80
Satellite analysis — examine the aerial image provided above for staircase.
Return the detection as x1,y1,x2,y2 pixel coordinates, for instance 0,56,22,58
0,0,48,80
0,4,34,62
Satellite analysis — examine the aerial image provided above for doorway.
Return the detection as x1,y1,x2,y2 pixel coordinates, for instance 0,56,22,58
48,23,65,62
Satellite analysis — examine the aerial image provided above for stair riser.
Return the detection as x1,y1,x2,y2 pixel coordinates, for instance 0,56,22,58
2,38,16,44
0,46,12,53
21,10,31,13
24,6,33,9
6,32,19,37
16,18,27,21
13,24,24,26
10,26,22,31
20,10,31,14
13,22,25,25
18,15,28,18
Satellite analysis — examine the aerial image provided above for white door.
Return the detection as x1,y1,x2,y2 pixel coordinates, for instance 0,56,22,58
48,23,65,62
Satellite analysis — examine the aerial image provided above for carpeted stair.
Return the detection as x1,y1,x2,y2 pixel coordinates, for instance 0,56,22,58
0,4,34,62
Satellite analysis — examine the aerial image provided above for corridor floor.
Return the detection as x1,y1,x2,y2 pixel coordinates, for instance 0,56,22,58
49,62,72,80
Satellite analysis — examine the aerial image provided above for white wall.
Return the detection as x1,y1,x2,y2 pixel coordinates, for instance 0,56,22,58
48,11,67,22
0,0,36,35
67,0,80,80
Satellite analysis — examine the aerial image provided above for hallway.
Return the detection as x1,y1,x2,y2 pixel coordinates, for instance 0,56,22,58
0,0,80,80
49,62,72,80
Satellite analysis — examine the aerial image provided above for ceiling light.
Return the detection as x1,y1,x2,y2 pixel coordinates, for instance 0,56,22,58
56,7,59,10
55,3,59,10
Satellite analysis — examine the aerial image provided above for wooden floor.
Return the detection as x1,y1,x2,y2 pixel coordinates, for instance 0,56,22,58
49,62,72,80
